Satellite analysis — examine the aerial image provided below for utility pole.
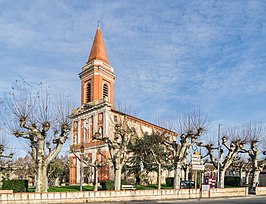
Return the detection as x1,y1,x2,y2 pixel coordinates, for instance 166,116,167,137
217,124,222,188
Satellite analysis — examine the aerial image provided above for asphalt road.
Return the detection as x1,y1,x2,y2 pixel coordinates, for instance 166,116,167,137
49,196,266,204
122,196,266,204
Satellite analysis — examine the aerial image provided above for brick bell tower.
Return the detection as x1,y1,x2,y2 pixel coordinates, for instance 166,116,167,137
69,25,114,185
80,25,115,106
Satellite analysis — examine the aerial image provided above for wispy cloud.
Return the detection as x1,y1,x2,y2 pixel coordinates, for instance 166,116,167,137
1,0,266,156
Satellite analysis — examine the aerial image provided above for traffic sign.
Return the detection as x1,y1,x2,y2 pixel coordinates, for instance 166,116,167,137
201,184,210,191
192,164,205,171
192,153,201,158
191,153,202,165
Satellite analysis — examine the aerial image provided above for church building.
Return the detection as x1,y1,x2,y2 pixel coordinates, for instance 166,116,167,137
69,26,176,185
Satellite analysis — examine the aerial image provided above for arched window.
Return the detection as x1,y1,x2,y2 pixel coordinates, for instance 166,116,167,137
86,82,91,103
103,83,109,99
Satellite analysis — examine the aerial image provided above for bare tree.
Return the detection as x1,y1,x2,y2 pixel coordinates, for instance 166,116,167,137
155,115,175,132
240,122,266,193
71,147,108,191
13,154,36,182
7,81,71,192
231,158,251,186
115,100,138,118
0,135,14,188
94,115,136,191
0,131,14,159
163,109,208,189
200,127,247,188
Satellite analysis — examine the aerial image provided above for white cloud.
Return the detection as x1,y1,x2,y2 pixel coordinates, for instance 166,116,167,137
1,0,266,155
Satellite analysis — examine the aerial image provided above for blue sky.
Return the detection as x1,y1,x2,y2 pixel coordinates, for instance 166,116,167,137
1,0,266,155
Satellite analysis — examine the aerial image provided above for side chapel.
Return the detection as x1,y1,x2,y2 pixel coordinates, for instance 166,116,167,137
69,25,176,185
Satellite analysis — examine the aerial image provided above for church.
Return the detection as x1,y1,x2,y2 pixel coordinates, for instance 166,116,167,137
69,26,176,185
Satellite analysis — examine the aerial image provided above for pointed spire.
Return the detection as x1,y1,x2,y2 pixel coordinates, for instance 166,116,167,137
87,25,109,64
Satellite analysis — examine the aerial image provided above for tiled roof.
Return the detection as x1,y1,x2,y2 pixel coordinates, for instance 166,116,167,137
87,26,109,64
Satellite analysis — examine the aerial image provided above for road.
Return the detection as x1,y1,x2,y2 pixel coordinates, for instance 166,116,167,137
49,196,266,204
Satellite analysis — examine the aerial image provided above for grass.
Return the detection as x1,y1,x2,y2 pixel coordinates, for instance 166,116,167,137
28,184,172,192
135,185,156,190
28,185,102,192
48,185,95,192
135,184,172,190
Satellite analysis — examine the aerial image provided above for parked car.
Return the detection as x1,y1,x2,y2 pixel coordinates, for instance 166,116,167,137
180,180,195,189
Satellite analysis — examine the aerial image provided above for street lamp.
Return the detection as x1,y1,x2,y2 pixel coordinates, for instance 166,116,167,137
217,124,222,188
80,144,84,192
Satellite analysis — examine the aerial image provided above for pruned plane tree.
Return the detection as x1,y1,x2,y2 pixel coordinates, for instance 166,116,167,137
8,82,71,192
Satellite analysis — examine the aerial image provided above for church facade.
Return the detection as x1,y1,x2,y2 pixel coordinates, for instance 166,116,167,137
69,26,176,185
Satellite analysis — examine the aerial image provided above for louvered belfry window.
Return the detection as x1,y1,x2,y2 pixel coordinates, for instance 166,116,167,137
86,83,91,103
103,84,108,99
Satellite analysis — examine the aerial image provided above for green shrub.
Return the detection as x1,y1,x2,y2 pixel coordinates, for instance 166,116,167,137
225,177,240,187
2,180,28,192
121,179,126,185
100,180,114,190
147,184,157,188
166,177,174,187
161,184,173,189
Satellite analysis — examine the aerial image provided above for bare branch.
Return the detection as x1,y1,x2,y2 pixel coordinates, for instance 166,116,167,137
243,121,264,143
6,80,72,192
176,108,209,136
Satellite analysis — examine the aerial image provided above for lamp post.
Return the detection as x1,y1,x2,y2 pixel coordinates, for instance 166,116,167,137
217,124,222,188
80,144,84,192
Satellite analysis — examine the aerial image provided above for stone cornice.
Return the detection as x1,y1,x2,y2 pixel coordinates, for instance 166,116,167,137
70,100,111,119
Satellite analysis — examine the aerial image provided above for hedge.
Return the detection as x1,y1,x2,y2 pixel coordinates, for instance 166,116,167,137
2,180,28,192
100,180,114,190
225,177,241,187
166,177,174,187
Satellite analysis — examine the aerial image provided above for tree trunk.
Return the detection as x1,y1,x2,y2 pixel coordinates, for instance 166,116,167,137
36,162,47,192
93,166,98,191
245,171,250,185
185,166,189,180
250,170,260,193
157,163,161,190
35,139,48,192
44,167,48,190
55,177,60,186
173,162,182,189
220,170,226,188
114,164,122,191
136,175,141,185
0,171,2,189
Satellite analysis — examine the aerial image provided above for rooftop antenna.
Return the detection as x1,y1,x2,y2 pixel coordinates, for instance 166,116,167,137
98,20,100,27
